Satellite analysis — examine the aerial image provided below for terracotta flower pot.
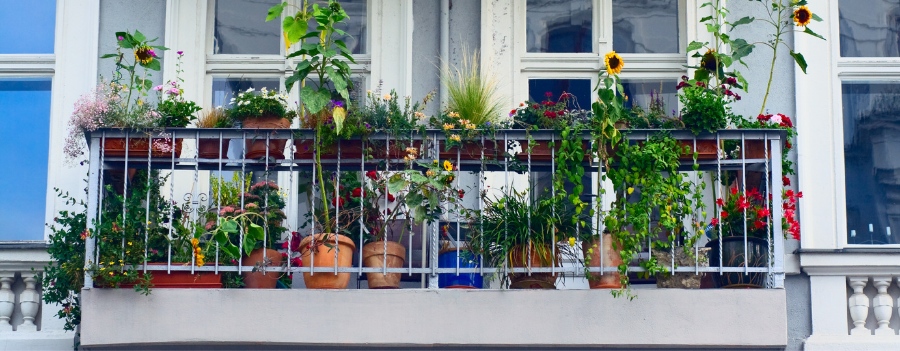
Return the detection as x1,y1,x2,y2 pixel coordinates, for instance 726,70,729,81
103,138,183,158
439,140,506,161
197,138,230,161
678,139,718,161
242,116,291,159
242,248,283,289
362,241,406,289
507,243,558,289
582,233,624,289
299,233,356,289
516,140,591,162
116,263,222,289
741,140,772,160
294,139,364,160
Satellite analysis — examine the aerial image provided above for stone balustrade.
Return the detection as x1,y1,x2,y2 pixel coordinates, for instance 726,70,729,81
847,276,900,336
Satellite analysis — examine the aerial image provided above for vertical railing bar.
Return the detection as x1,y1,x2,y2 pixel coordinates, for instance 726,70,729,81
765,133,772,279
551,133,556,276
504,132,509,283
121,130,130,272
456,145,461,276
239,131,246,275
83,135,102,289
192,131,199,275
96,132,106,267
335,140,341,275
383,135,389,277
694,136,699,275
598,134,603,277
741,133,748,275
527,135,531,277
167,131,175,274
359,140,365,277
771,136,784,288
263,132,270,276
310,131,316,276
216,131,223,274
429,132,440,288
479,134,484,277
144,133,153,274
287,131,295,278
717,132,723,275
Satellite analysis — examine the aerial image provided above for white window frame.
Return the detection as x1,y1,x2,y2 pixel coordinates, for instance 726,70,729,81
482,0,706,107
0,1,99,242
795,0,900,249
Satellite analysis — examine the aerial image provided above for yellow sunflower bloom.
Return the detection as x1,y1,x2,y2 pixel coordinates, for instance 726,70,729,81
191,238,199,247
134,45,154,65
443,160,453,171
604,51,623,75
793,6,811,27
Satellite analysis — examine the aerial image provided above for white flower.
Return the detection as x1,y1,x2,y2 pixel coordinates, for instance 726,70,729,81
246,87,255,93
770,114,784,124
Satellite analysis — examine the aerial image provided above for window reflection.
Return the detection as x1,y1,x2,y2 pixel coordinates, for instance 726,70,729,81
620,79,677,113
526,0,592,53
212,77,282,161
843,83,900,244
214,0,281,55
528,79,591,108
0,78,52,240
0,0,55,54
307,0,367,54
840,0,900,57
613,0,679,54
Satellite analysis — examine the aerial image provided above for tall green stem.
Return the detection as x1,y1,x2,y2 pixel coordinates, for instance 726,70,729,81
759,5,785,116
315,124,332,233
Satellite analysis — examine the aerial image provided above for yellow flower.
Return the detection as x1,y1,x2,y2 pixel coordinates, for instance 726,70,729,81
450,134,461,142
604,51,623,75
793,6,811,27
109,272,114,276
194,247,202,255
465,124,476,130
433,160,438,165
443,160,453,171
627,187,634,195
426,170,436,177
191,238,199,247
406,147,418,155
123,272,128,276
568,237,576,247
383,94,392,100
443,123,455,130
283,31,292,52
134,45,154,65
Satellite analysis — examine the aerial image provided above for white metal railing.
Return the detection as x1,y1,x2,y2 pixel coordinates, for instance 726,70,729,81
81,128,787,289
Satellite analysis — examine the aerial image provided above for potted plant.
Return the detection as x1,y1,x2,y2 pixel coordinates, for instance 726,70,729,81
706,186,774,288
195,107,233,161
227,87,294,160
509,93,592,162
469,189,584,289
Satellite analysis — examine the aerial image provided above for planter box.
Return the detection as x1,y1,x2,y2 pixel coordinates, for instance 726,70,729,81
103,138,183,158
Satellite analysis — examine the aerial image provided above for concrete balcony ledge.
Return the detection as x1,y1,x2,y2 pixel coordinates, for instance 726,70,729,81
81,288,786,349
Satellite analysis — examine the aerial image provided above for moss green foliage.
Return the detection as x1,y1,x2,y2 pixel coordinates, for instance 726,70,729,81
440,48,503,126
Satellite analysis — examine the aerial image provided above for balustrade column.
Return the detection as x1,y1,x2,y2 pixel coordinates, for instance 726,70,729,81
0,272,14,331
18,274,39,332
872,277,895,336
848,277,871,336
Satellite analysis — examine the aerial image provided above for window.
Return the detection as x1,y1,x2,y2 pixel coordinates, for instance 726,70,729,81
213,0,282,55
839,0,900,57
0,1,56,241
526,0,593,53
0,0,56,54
612,0,679,54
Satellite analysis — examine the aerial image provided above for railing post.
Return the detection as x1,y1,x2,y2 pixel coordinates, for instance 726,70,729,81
84,135,102,289
872,276,894,335
770,137,784,288
848,276,871,335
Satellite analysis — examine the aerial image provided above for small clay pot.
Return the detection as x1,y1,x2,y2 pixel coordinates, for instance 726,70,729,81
242,248,283,289
582,233,624,289
507,243,558,289
197,138,230,161
362,241,406,289
242,116,291,159
103,137,183,158
299,233,356,289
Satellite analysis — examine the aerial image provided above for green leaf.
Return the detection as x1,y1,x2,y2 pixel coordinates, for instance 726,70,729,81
812,13,823,22
221,219,238,233
214,231,228,246
222,244,240,260
300,86,330,113
133,30,146,43
693,68,710,82
285,74,302,92
284,16,308,44
267,2,286,21
388,178,408,194
410,173,429,183
730,39,754,62
142,79,153,90
143,59,161,71
803,27,825,41
686,41,705,53
247,223,264,241
100,54,118,59
790,50,808,74
729,16,754,29
406,193,423,208
243,236,257,257
413,206,426,224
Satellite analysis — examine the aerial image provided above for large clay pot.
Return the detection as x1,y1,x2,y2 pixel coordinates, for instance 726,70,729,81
582,233,624,289
362,241,406,289
507,243,558,289
117,263,222,288
299,233,356,289
678,139,718,161
103,137,183,158
243,116,291,159
706,236,769,288
242,248,283,289
197,138,230,161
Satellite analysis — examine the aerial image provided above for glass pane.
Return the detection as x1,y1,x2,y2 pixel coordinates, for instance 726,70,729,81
0,0,56,54
307,0,367,54
613,0,679,54
526,0,592,53
840,0,900,57
0,78,52,241
528,79,591,109
620,79,677,113
214,0,281,55
843,83,900,244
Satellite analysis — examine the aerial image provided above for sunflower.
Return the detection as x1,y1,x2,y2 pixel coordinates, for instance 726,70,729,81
443,160,453,171
700,49,718,71
793,6,811,27
134,45,154,64
604,51,623,75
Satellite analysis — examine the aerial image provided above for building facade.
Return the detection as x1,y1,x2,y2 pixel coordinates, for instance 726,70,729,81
0,0,897,350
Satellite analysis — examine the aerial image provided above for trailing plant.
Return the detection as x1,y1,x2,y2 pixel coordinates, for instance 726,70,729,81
43,189,89,332
603,133,700,296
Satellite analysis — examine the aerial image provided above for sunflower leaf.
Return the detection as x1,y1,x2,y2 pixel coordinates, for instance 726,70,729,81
812,13,823,22
686,41,705,53
789,51,808,74
133,30,146,43
803,27,825,41
267,2,286,21
729,16,754,29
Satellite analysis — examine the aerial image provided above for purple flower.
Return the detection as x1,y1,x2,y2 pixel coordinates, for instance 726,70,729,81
486,122,491,126
329,100,344,108
153,85,164,91
148,49,157,57
177,51,184,55
118,36,124,40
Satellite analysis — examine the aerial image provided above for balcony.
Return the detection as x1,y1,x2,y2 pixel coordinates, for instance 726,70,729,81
75,128,790,349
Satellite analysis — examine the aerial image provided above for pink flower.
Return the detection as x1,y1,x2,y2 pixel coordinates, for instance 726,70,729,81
167,88,180,96
117,36,124,40
770,114,783,125
177,51,184,55
153,85,164,91
204,221,216,231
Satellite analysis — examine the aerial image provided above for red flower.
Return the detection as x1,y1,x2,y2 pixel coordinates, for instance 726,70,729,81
543,111,558,119
351,187,363,198
545,92,553,97
756,208,770,218
332,197,345,208
796,191,803,198
786,140,792,150
696,81,706,88
458,189,465,199
754,220,766,230
716,198,725,207
387,193,396,202
291,257,302,266
532,104,539,109
710,218,720,226
676,81,690,90
782,176,790,186
726,77,737,85
366,171,378,180
721,211,729,218
748,188,763,201
785,190,794,198
558,110,566,116
510,109,517,116
734,94,741,101
560,92,573,99
281,252,289,259
730,187,738,195
757,114,772,122
780,116,793,128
